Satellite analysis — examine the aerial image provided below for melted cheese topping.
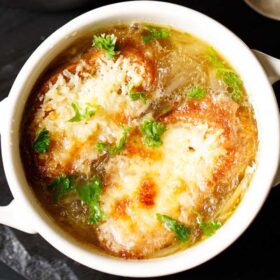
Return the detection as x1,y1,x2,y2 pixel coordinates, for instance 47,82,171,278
32,53,151,176
98,122,227,256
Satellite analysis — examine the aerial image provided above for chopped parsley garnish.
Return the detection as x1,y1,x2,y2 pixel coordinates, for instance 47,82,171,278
50,175,105,224
193,210,221,236
209,47,243,103
209,47,225,69
32,128,50,154
140,119,166,148
84,103,96,118
69,103,83,122
130,92,147,103
92,33,119,59
69,102,95,122
50,175,74,202
143,26,170,43
127,83,147,104
199,220,221,236
157,214,190,242
96,126,130,155
186,86,206,99
77,176,106,224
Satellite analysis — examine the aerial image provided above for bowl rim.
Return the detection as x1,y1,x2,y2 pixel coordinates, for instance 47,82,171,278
2,1,279,277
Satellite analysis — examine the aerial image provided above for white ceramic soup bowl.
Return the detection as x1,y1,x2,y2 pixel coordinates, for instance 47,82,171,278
1,1,280,277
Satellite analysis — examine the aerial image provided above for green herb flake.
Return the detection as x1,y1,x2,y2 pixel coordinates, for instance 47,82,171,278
69,102,96,122
143,26,170,43
69,103,83,122
77,176,106,224
209,220,221,230
88,204,106,224
186,86,206,99
127,83,147,104
208,47,225,68
199,220,221,236
129,92,147,103
218,70,242,102
193,210,221,237
32,128,50,154
208,47,243,103
92,33,119,59
84,103,96,119
156,214,190,242
96,126,131,155
140,119,166,148
50,175,74,202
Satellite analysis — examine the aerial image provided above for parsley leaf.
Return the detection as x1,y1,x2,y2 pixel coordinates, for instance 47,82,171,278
69,102,95,122
193,210,221,236
32,128,50,154
143,26,170,43
96,126,130,155
218,70,242,102
77,176,105,224
130,92,147,103
209,47,243,103
88,204,106,224
140,119,166,148
157,214,190,242
209,47,225,68
127,83,147,104
50,175,106,224
69,103,83,122
93,34,119,59
186,86,206,99
199,220,221,236
84,103,96,119
50,175,74,202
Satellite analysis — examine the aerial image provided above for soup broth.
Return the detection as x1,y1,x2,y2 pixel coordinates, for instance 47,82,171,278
20,23,258,259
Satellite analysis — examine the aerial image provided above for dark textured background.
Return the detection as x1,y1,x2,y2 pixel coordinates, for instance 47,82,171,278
0,0,280,279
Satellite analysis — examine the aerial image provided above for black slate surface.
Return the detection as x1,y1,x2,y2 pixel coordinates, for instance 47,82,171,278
0,0,280,279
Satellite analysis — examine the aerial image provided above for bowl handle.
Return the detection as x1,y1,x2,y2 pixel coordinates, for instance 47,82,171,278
252,50,280,187
253,50,280,84
0,200,36,234
0,97,36,234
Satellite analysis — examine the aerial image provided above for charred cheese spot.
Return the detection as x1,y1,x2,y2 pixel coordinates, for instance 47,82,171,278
138,178,157,207
112,197,131,218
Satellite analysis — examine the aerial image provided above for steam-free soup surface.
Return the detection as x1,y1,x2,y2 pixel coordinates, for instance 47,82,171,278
21,23,258,258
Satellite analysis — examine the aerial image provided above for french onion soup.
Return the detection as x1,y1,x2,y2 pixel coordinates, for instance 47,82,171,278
20,24,258,259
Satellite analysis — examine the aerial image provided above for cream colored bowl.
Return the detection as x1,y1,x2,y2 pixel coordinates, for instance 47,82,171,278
1,1,280,277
